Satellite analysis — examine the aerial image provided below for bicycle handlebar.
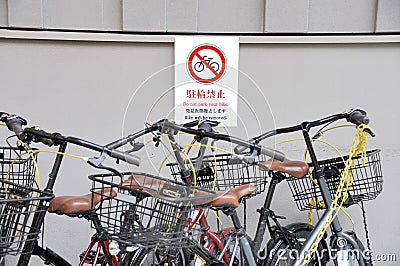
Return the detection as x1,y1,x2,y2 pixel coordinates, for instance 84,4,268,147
103,118,286,162
347,108,370,125
160,120,286,161
1,113,141,167
1,113,27,140
233,109,372,152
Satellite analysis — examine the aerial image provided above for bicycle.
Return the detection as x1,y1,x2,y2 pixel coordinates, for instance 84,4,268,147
235,108,380,266
0,112,143,265
53,118,282,266
113,118,313,266
90,171,218,266
125,109,382,266
194,56,220,73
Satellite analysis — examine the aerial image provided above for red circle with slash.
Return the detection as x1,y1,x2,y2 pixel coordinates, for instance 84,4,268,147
187,44,227,84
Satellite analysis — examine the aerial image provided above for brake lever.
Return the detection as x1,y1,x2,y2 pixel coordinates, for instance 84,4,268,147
87,151,124,179
87,151,107,167
229,149,258,165
127,141,144,152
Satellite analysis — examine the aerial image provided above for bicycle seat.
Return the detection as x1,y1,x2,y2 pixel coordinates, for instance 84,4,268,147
259,159,309,178
211,184,257,209
49,188,116,215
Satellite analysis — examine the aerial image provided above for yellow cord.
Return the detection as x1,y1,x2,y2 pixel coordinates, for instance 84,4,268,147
266,125,356,227
156,147,198,186
5,148,84,195
307,199,325,225
211,209,222,226
339,207,354,225
300,124,372,266
5,142,41,193
157,140,238,187
33,150,84,160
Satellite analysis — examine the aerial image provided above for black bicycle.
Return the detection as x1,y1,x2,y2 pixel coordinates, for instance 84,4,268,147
0,112,141,265
194,56,220,72
125,109,382,266
0,112,219,266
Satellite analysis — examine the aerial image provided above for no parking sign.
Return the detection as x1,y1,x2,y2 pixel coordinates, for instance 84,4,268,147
175,37,239,126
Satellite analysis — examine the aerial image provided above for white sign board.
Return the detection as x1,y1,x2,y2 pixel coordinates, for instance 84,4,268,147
174,36,239,126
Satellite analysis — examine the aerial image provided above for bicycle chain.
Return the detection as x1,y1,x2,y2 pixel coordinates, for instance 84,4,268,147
361,201,373,266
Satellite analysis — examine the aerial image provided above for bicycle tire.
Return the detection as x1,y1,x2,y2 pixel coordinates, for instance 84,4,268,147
330,232,372,266
210,62,220,72
262,223,328,266
194,62,205,72
122,247,190,266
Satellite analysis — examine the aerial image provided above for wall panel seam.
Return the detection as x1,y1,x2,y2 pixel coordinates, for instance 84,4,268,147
1,29,399,44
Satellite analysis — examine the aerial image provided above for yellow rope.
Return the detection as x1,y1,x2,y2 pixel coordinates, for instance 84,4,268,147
4,148,84,195
4,142,41,194
267,126,358,230
34,149,84,160
300,124,372,265
307,199,325,225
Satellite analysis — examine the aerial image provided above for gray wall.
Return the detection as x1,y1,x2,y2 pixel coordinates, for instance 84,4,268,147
0,36,399,265
1,0,400,33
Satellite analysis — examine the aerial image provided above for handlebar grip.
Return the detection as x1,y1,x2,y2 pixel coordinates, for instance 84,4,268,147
234,145,247,154
234,144,285,161
347,109,370,125
0,112,9,121
35,134,55,147
6,117,27,140
198,121,213,132
110,149,141,166
182,120,200,128
260,147,286,162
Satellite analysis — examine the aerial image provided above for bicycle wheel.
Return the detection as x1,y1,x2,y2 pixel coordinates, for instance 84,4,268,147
262,223,328,266
210,62,220,72
194,62,205,72
122,247,190,266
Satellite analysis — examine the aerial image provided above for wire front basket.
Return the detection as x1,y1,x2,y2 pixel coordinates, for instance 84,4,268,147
286,149,383,211
0,180,54,255
0,146,38,188
89,172,216,248
167,153,268,195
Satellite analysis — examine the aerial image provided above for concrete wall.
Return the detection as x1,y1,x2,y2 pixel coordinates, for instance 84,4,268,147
1,0,400,33
0,36,399,264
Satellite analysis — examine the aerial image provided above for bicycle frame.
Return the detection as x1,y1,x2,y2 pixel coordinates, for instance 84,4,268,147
189,208,234,265
253,118,371,266
293,123,366,266
166,126,293,266
168,113,372,266
5,130,135,266
12,141,119,266
32,232,119,266
17,142,68,265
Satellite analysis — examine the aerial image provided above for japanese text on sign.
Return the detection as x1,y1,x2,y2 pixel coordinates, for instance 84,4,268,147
175,36,239,126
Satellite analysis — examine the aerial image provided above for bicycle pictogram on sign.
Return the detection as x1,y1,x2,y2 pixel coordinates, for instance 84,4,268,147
187,44,227,84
